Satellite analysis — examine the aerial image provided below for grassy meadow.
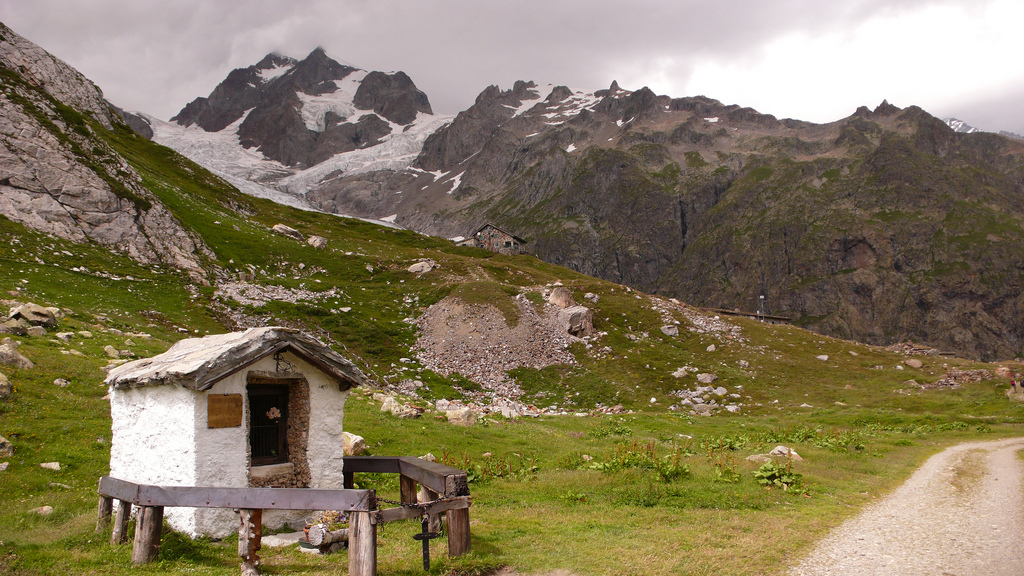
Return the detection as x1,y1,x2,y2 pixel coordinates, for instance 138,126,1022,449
1,123,1023,575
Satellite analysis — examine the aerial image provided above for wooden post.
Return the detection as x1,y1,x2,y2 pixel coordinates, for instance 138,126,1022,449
419,485,441,532
96,496,113,533
400,475,417,505
130,505,164,564
446,508,470,556
343,470,354,489
238,509,262,576
111,500,132,544
348,511,377,576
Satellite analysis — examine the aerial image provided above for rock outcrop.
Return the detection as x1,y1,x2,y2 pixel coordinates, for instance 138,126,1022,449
0,23,210,280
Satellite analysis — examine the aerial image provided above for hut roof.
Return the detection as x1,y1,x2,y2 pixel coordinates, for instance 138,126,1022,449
105,327,365,391
474,223,527,243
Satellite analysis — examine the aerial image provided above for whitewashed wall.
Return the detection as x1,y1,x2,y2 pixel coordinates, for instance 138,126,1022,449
109,384,200,535
109,350,351,538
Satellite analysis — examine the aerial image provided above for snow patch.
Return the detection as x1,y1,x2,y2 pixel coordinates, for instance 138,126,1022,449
565,144,577,153
297,70,367,132
447,171,464,194
258,64,293,83
380,214,398,223
704,117,719,123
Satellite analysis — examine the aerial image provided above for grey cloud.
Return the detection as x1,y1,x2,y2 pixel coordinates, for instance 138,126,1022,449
1,0,1016,133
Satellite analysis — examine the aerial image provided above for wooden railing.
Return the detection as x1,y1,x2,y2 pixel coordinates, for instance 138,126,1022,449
96,456,470,576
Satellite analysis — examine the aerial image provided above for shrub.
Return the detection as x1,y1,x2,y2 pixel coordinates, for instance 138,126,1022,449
752,459,803,491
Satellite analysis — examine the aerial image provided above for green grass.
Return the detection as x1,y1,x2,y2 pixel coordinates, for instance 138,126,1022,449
2,110,1024,575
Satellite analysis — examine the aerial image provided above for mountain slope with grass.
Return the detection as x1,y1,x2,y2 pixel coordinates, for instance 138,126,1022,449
2,22,1024,576
161,49,1024,361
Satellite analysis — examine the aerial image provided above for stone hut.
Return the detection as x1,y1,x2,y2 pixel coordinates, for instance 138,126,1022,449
104,327,365,537
469,223,527,255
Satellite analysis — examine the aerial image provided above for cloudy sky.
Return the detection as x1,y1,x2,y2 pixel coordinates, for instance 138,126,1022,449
4,0,1023,133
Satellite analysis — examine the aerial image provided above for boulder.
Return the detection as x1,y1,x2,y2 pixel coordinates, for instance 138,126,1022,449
661,325,679,336
725,405,741,413
768,445,803,461
408,260,437,274
342,432,366,456
381,396,420,419
0,318,28,335
53,378,69,388
307,235,328,249
558,305,595,337
696,373,717,384
816,354,829,361
0,435,12,458
272,224,305,241
0,462,8,471
713,386,727,396
103,345,120,359
8,303,57,327
40,461,61,471
905,358,923,369
77,330,93,338
706,344,716,352
0,372,10,399
0,339,33,369
693,404,711,414
671,367,688,378
746,454,770,464
447,407,477,427
583,292,599,303
26,326,45,337
995,366,1013,378
548,287,576,308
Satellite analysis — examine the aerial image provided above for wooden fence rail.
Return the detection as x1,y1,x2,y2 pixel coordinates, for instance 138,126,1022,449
96,456,470,576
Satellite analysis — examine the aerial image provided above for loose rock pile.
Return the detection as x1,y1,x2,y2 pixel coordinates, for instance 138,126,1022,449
669,383,744,415
927,368,993,389
413,294,578,401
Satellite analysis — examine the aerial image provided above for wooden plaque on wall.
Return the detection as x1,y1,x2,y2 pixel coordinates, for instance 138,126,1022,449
208,394,243,428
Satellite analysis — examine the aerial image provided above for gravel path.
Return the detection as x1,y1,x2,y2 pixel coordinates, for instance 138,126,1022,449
789,437,1024,576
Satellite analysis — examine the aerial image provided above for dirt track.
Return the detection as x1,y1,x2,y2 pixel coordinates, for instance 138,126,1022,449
788,437,1024,576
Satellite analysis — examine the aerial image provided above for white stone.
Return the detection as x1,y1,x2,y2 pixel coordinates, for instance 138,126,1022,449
40,461,61,471
408,260,437,274
342,432,366,456
697,373,717,384
447,407,477,427
706,344,716,352
725,405,741,413
905,358,923,369
307,235,328,249
768,445,803,461
671,368,688,378
661,325,679,336
272,224,304,241
816,355,829,361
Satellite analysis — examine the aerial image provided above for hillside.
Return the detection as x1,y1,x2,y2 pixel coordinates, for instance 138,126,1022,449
2,22,1024,576
155,47,1024,361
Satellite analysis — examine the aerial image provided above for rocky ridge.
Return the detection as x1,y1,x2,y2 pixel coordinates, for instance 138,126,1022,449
171,48,433,168
0,24,211,280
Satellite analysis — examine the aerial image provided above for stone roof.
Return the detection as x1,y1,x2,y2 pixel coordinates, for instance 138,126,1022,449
105,327,365,391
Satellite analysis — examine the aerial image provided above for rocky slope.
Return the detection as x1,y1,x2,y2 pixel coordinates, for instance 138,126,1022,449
310,82,1024,361
0,22,210,280
153,48,1024,360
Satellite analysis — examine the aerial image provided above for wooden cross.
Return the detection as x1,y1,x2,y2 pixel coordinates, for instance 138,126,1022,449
411,516,440,571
